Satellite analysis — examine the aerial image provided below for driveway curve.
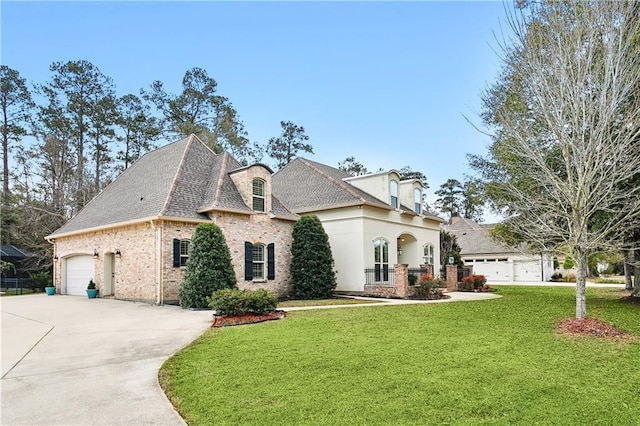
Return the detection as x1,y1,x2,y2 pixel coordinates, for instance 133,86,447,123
1,294,212,425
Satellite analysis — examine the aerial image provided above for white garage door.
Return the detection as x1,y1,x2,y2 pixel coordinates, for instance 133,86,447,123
471,260,511,282
66,255,95,295
514,260,542,281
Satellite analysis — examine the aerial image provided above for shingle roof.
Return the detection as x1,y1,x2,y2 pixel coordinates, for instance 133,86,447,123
48,135,297,238
272,158,392,213
448,216,520,255
1,245,33,259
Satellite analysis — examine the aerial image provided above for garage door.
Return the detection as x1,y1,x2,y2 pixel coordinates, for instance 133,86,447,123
66,255,95,295
471,260,511,282
514,260,542,281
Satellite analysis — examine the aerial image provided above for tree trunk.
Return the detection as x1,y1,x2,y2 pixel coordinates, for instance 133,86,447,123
624,249,634,291
2,103,10,245
575,251,587,319
633,248,640,298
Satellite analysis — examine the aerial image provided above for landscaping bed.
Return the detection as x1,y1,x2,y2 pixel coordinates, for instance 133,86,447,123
212,310,286,327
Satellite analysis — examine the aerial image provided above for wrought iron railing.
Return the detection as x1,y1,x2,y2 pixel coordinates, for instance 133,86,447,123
364,267,395,286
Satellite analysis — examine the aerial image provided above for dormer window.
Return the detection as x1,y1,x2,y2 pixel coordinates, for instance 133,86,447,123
390,180,398,208
414,188,421,214
252,178,266,212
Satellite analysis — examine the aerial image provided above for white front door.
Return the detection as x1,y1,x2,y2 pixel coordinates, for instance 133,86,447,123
65,255,94,295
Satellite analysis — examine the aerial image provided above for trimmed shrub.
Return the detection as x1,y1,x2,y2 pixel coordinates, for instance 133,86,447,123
209,288,278,316
551,272,563,282
459,274,487,291
290,215,337,299
414,274,446,299
180,223,236,309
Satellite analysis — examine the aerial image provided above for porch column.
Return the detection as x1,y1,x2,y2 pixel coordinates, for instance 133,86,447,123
446,264,457,291
394,264,409,298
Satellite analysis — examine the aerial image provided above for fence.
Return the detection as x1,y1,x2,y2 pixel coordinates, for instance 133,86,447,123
457,268,471,283
0,277,36,294
364,267,395,286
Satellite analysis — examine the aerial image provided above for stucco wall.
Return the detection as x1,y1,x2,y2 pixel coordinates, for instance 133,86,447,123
312,205,441,293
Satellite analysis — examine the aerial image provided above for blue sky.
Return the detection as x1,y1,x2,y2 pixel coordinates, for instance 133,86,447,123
2,1,509,216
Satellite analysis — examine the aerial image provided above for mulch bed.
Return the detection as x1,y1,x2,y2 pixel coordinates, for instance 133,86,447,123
212,310,286,327
622,295,640,306
555,317,636,341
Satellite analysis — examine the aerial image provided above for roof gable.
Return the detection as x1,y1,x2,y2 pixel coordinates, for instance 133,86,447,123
272,158,391,213
49,135,297,238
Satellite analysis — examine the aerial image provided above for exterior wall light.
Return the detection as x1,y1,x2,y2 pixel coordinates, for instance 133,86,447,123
115,249,121,258
94,249,99,259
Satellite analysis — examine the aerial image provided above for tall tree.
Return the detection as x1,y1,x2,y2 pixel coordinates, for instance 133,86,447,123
460,179,484,222
434,179,463,220
87,93,117,197
473,1,640,316
115,94,161,171
0,66,34,244
338,156,369,176
439,230,463,276
398,166,429,189
38,60,116,212
142,67,254,163
266,120,313,169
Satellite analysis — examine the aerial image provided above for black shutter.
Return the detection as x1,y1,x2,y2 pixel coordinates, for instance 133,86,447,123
244,242,253,281
267,243,275,280
173,239,181,267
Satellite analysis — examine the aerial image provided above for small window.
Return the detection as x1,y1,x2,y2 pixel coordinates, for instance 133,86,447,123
253,243,265,280
390,180,398,208
414,188,421,214
180,239,191,266
423,244,435,265
252,178,266,212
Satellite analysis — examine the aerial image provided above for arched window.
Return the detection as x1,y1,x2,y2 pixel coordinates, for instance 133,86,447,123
414,188,422,214
180,239,191,267
252,178,266,212
373,238,389,282
423,244,435,265
390,180,398,208
252,243,266,280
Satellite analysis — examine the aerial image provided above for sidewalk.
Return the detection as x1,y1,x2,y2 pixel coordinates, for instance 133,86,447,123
281,291,501,312
487,281,625,288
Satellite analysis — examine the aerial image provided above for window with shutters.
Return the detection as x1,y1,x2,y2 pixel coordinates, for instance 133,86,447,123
252,178,266,212
180,239,190,266
253,243,266,280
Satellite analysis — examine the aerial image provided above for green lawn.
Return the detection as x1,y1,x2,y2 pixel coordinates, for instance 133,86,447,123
0,289,35,296
160,287,639,425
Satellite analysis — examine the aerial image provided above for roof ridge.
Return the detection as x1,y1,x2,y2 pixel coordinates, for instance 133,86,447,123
299,158,367,203
160,135,194,216
212,152,230,207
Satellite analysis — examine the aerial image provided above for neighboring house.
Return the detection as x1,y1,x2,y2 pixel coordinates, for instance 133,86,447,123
273,159,444,293
46,135,298,304
446,214,553,282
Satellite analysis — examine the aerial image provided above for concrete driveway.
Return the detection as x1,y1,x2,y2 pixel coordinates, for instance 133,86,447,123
1,294,212,425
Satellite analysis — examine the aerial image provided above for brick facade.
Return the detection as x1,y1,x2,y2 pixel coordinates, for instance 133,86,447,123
53,214,295,304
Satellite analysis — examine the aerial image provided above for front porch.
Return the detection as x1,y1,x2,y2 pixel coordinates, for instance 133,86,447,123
363,264,434,298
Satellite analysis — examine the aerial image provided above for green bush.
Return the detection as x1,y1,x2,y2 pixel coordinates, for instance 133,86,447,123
180,223,237,309
408,273,418,287
29,271,53,292
290,215,337,299
551,272,563,281
209,288,277,316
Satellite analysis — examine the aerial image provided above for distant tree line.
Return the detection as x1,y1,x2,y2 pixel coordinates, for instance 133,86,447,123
1,62,312,270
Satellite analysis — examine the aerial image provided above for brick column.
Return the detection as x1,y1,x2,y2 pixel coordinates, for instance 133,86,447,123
446,264,458,291
394,264,409,298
